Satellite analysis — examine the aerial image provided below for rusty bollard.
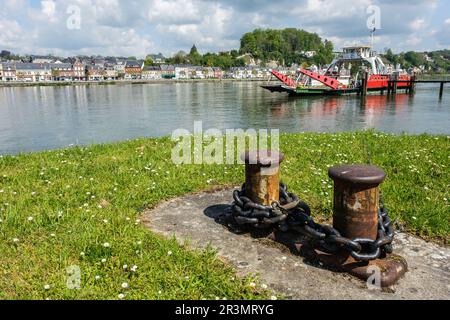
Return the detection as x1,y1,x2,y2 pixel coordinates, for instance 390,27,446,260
325,164,408,287
242,150,284,206
330,165,383,240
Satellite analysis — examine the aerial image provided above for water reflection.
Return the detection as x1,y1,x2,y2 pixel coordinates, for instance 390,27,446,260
0,82,448,154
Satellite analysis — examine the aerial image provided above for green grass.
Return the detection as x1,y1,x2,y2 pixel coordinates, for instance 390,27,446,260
0,131,448,299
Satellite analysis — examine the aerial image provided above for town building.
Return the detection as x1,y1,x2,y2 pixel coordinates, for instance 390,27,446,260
73,60,86,80
228,66,272,79
104,67,119,80
15,63,51,82
124,60,143,79
212,67,223,79
160,65,175,79
300,51,317,58
31,55,55,64
50,63,74,81
86,65,104,81
114,60,126,77
93,58,106,67
142,66,162,80
174,64,191,79
190,66,205,79
0,63,17,81
147,53,166,64
229,67,252,79
201,67,214,79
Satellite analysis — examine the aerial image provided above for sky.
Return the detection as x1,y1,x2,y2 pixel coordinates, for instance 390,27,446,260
0,0,449,58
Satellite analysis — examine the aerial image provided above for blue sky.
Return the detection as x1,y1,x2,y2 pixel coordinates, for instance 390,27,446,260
0,0,448,57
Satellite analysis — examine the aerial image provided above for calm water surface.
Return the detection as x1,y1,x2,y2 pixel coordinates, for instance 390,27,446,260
0,82,449,154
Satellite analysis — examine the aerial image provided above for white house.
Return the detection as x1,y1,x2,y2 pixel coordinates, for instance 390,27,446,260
175,65,191,79
0,63,17,81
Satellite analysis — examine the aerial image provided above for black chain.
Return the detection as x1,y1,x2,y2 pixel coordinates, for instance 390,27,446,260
231,183,394,262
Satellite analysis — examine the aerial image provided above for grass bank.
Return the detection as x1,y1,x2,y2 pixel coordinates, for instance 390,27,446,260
0,131,448,299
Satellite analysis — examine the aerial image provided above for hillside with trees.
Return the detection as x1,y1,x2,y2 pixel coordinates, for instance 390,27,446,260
165,28,334,68
165,45,246,69
239,28,334,66
382,49,450,72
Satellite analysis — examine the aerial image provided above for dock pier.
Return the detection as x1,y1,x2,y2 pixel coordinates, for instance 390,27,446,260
360,71,368,97
389,79,448,99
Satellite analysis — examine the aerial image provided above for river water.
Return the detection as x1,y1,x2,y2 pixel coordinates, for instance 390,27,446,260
0,81,448,154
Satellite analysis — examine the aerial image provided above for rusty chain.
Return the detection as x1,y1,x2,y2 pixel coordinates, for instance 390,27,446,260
231,183,394,262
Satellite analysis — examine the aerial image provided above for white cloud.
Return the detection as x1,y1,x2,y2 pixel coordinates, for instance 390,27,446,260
0,18,24,49
436,18,450,48
406,36,422,46
0,0,447,56
41,0,56,20
148,0,203,25
409,18,426,31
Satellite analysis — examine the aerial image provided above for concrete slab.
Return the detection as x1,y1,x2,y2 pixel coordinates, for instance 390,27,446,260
142,187,450,300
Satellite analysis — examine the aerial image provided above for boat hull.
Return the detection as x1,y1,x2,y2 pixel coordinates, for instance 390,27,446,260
262,74,413,96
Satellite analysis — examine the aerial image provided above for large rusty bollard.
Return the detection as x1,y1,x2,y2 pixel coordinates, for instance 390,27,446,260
324,165,408,287
242,150,284,206
330,165,383,240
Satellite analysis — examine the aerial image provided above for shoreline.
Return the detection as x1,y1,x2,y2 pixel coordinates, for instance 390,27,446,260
1,74,448,88
0,78,271,88
2,130,449,157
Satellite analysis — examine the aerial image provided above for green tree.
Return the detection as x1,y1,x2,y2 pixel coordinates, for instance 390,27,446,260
144,56,154,66
384,49,396,64
188,44,202,65
168,51,189,64
404,51,425,67
189,44,198,55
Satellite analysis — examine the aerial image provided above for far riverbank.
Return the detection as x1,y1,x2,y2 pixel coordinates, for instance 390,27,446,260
0,78,272,88
1,73,448,88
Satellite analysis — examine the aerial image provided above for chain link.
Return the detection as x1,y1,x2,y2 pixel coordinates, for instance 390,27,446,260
231,183,394,262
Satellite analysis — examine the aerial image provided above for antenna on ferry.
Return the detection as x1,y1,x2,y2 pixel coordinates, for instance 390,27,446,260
370,27,376,50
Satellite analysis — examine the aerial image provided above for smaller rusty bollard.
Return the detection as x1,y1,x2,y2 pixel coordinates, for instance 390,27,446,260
321,164,408,287
241,150,284,206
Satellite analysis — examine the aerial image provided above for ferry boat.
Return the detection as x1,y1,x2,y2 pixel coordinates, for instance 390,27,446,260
262,45,413,96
